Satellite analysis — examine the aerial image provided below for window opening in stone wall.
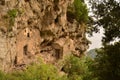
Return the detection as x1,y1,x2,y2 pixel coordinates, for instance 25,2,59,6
27,33,30,37
23,45,28,55
14,56,17,65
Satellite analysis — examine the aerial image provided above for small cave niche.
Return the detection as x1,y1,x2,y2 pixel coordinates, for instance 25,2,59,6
76,34,82,38
27,20,32,25
23,45,28,55
24,0,30,2
54,0,59,5
54,5,60,11
27,32,30,38
55,17,59,23
41,9,44,12
61,66,65,72
62,28,65,32
33,10,36,14
67,11,75,23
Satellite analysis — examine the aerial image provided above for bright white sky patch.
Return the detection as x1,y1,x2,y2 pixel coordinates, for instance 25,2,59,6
87,28,104,50
85,0,104,50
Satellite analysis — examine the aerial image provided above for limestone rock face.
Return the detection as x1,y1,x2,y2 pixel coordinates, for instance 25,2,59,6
0,0,89,71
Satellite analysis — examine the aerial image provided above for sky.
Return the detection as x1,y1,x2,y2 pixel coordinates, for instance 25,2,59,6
85,0,120,51
85,0,104,50
87,28,104,50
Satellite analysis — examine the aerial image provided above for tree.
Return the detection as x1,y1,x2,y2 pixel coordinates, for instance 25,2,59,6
93,42,120,80
67,0,88,23
89,0,120,43
62,55,93,80
88,0,120,80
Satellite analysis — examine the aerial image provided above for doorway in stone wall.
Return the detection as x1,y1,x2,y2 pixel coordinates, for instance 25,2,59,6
23,45,28,55
55,48,63,59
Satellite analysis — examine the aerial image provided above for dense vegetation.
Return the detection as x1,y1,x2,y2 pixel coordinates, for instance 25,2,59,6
92,42,120,80
67,0,88,23
88,0,120,80
0,55,93,80
89,0,120,43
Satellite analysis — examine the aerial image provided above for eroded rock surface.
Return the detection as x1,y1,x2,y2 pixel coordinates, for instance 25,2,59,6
0,0,89,72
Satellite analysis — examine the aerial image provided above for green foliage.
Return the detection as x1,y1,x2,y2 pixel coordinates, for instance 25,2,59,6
7,9,18,31
92,42,120,80
0,60,67,80
0,55,95,80
8,9,18,18
89,0,120,43
62,55,93,80
0,71,7,80
67,0,88,23
88,1,120,79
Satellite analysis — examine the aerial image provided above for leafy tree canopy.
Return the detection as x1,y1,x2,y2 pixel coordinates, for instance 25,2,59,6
93,42,120,80
67,0,88,23
89,0,120,43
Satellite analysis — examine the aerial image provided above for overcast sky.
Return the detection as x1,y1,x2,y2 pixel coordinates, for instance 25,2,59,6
87,28,104,50
85,0,104,50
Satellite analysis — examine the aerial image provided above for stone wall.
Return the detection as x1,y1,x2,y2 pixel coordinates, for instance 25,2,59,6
0,0,89,71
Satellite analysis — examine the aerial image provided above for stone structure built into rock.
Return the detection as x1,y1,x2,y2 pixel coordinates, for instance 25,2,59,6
0,0,89,72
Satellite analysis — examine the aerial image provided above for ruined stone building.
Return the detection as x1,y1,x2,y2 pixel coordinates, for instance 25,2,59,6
0,0,89,72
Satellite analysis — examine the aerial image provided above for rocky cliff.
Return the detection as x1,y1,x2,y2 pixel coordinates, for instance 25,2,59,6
0,0,89,72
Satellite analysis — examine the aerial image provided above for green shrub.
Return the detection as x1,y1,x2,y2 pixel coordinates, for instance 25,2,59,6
0,71,7,80
67,0,88,23
0,55,94,80
62,55,93,80
7,9,18,31
0,60,67,80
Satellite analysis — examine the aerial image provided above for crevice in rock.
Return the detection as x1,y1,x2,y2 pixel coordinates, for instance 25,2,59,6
14,56,17,65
